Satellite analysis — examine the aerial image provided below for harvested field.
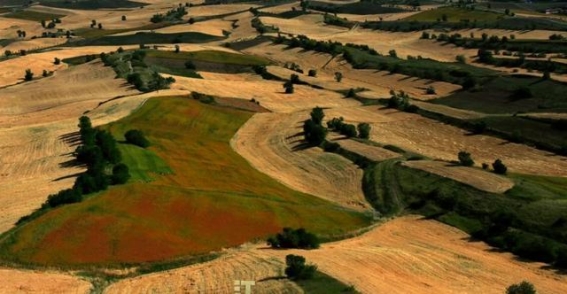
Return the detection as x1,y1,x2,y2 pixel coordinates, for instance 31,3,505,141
403,160,515,194
231,112,369,210
168,74,360,113
104,246,300,294
0,268,91,294
410,100,487,120
112,18,232,37
105,215,567,294
328,135,401,162
245,43,461,99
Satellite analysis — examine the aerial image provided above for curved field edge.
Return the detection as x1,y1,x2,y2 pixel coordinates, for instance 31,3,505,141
0,96,371,267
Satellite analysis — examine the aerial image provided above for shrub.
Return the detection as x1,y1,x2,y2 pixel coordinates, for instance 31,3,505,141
340,123,357,138
24,69,33,81
267,228,320,249
54,57,61,65
285,255,317,280
425,85,436,95
506,281,536,294
334,71,343,82
122,15,127,21
482,163,489,170
388,49,397,58
284,81,294,94
346,88,355,98
357,123,371,139
493,159,507,174
42,70,48,77
458,151,474,167
111,163,130,184
326,117,344,130
125,129,150,148
308,69,317,77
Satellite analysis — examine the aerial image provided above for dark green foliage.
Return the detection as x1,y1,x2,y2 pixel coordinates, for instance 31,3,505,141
96,130,122,164
184,60,196,69
150,6,186,23
125,129,150,148
46,189,81,208
339,123,357,138
493,159,507,174
334,71,342,82
54,57,61,65
267,228,320,249
310,107,325,125
303,119,327,146
284,80,294,94
111,163,130,184
510,86,532,101
122,15,127,21
308,69,317,77
326,117,344,130
388,91,417,112
24,69,33,81
458,151,474,166
285,254,317,280
357,123,371,139
346,88,355,98
506,281,536,294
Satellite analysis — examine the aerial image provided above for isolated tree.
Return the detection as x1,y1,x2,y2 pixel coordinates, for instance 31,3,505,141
310,107,325,125
125,129,150,148
24,69,33,81
493,159,507,175
66,30,71,38
308,69,317,77
334,71,343,82
426,85,436,94
303,119,326,146
42,70,49,77
389,49,398,58
98,23,103,29
122,15,127,21
188,17,195,24
285,255,317,280
458,151,474,167
340,123,357,138
54,57,61,65
4,50,12,57
506,281,536,294
357,123,371,139
20,49,27,56
283,80,294,94
174,44,180,53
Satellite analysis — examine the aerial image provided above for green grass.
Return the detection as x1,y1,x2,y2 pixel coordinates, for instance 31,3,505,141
3,10,65,21
73,23,170,39
406,7,504,22
433,76,567,114
117,143,173,182
71,32,223,46
310,1,407,15
0,97,371,267
294,271,360,294
507,173,567,200
438,212,483,234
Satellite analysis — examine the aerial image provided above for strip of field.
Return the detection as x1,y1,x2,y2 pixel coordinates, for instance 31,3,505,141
0,97,370,265
325,105,567,176
328,135,401,162
231,112,369,210
0,268,91,293
105,215,567,294
403,160,515,194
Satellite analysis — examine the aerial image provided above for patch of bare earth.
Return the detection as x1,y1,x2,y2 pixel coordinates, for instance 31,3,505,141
403,160,515,193
0,268,91,294
231,112,369,210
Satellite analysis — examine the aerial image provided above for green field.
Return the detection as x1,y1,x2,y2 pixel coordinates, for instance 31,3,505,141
0,97,370,266
72,32,223,46
406,7,504,22
3,10,65,21
146,50,270,66
309,1,407,15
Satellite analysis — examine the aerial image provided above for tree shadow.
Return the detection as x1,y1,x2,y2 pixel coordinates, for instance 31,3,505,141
53,172,83,182
59,131,81,147
257,276,287,282
291,141,312,151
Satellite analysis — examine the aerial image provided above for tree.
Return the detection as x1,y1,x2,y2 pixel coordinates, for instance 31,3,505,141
308,69,317,77
46,189,82,208
24,69,33,81
357,123,371,139
122,15,127,21
188,17,195,24
340,123,357,138
42,70,49,77
4,50,12,57
310,107,324,125
506,281,536,294
334,71,343,82
125,129,150,148
285,255,317,280
458,151,474,166
185,60,196,69
54,57,61,65
389,49,398,58
98,23,103,29
303,119,327,146
456,55,466,64
268,228,320,249
174,44,180,53
493,159,507,174
284,80,294,94
117,47,124,53
111,163,130,184
41,19,46,28
426,85,436,94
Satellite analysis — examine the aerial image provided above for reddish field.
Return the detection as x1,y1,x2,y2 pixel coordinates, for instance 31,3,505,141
0,97,369,266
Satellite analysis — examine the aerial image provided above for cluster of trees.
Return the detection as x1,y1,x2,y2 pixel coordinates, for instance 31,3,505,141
40,18,61,29
45,117,130,210
457,151,507,174
16,30,26,38
303,107,328,146
285,254,317,280
506,281,536,294
387,90,418,112
267,228,320,249
436,32,567,54
125,129,150,148
284,62,304,74
283,74,300,94
151,6,187,23
251,17,278,34
477,48,565,76
327,117,371,139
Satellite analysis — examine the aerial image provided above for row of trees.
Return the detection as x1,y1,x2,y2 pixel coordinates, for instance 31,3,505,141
327,117,371,139
457,151,507,174
267,228,320,249
151,6,188,23
303,107,372,147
